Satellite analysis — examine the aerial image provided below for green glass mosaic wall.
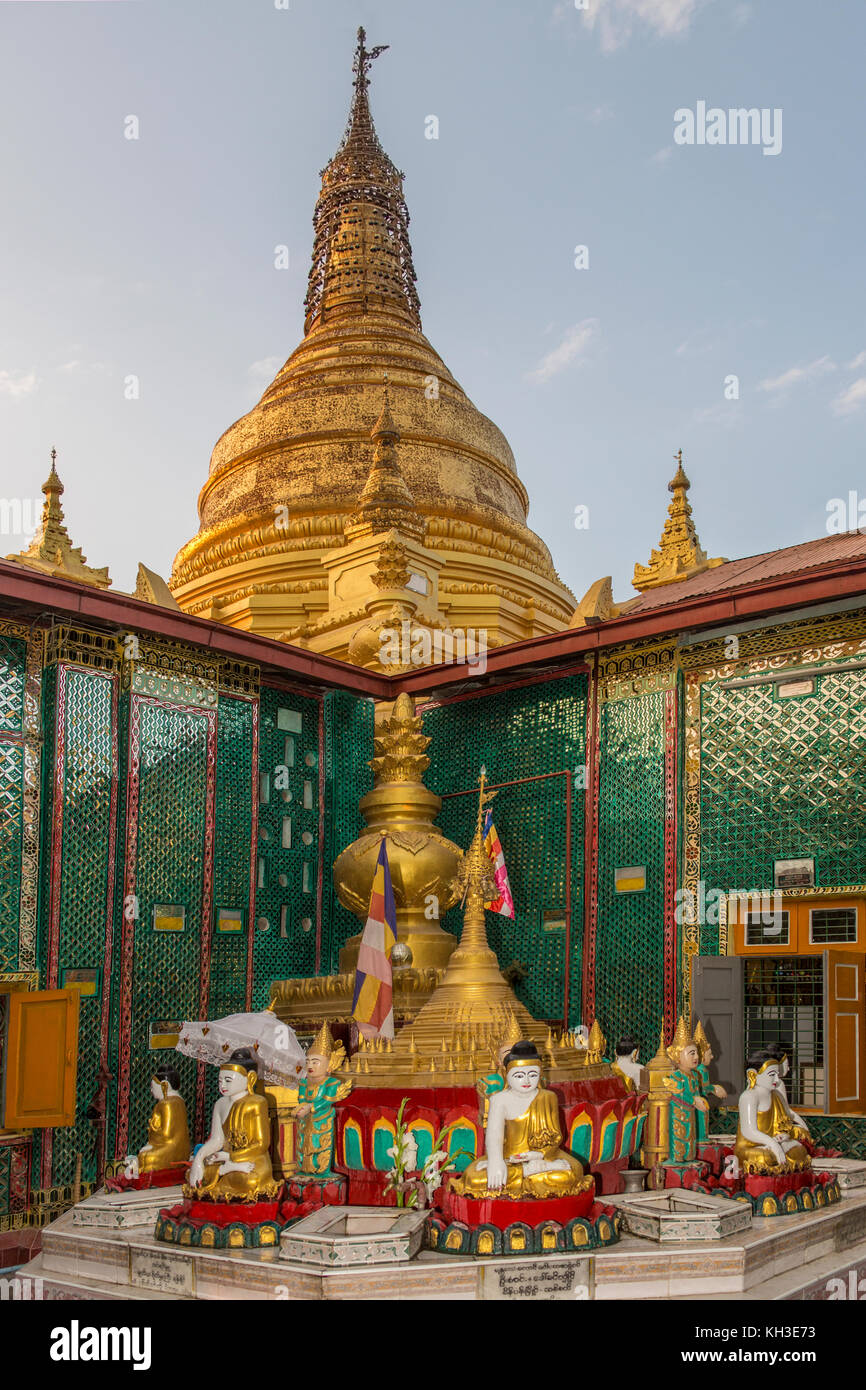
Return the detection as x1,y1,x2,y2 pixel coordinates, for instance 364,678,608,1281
0,635,26,972
48,668,116,1186
209,695,255,1020
321,690,375,975
423,676,587,1024
121,699,210,1157
251,686,321,1006
595,689,667,1065
701,667,866,909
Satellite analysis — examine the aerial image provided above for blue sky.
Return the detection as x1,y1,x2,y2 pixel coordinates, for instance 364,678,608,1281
0,0,863,603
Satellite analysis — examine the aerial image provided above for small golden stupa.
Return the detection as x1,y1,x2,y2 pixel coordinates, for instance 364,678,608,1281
348,769,611,1089
272,690,462,1027
169,28,574,652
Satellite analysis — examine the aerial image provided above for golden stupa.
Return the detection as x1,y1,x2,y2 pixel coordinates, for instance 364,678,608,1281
346,770,611,1089
169,29,574,654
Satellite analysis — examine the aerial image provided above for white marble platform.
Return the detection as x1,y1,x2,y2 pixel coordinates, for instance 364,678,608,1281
16,1186,866,1300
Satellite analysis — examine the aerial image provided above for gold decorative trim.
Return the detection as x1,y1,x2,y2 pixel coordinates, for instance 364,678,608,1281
599,641,677,701
679,608,866,671
18,628,43,971
45,624,120,672
0,971,39,991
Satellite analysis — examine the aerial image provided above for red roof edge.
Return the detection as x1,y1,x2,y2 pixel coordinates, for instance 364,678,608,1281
3,552,866,703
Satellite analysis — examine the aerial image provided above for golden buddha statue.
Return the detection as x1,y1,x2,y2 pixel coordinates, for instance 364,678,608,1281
135,1064,190,1175
186,1048,280,1202
452,1041,593,1200
734,1049,811,1175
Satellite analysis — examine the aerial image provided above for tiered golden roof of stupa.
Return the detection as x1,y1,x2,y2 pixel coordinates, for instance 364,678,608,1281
5,450,111,589
169,28,575,654
348,770,612,1089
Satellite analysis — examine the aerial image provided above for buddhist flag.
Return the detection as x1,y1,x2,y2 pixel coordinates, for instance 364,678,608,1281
352,838,398,1039
483,808,515,918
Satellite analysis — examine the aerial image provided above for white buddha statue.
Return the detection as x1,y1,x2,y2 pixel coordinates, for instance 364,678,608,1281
186,1047,279,1201
453,1041,592,1199
611,1036,645,1092
735,1049,810,1174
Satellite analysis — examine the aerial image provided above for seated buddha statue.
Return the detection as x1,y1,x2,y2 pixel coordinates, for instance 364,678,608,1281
126,1064,190,1178
734,1049,811,1175
611,1036,645,1093
765,1041,810,1134
452,1041,592,1200
186,1048,280,1202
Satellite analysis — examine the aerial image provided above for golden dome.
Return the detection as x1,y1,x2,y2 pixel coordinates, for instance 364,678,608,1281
170,29,574,651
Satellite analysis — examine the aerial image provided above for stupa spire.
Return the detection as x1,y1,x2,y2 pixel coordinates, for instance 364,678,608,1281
5,449,110,589
633,449,725,592
304,28,421,333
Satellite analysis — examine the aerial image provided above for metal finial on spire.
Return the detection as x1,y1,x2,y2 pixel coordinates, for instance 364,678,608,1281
352,26,389,93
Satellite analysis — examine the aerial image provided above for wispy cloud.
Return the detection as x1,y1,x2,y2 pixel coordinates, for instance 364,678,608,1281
846,350,866,370
527,319,599,384
0,369,38,399
649,146,673,166
757,355,836,395
247,356,283,389
831,377,866,417
577,0,701,53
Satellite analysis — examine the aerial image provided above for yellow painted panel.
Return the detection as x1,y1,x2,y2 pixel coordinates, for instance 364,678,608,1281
4,989,80,1128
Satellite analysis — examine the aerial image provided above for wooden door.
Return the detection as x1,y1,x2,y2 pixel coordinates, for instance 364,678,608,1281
3,988,80,1128
691,955,744,1096
825,950,865,1114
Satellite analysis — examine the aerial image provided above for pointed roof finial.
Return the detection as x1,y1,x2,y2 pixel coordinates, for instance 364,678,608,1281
669,447,689,491
352,26,389,95
633,449,725,592
5,449,110,589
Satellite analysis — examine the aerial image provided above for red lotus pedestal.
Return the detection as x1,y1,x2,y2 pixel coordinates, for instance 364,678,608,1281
427,1183,621,1257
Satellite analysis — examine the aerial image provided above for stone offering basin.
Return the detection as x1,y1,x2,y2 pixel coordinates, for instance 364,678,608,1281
71,1187,185,1231
280,1205,428,1266
616,1188,752,1243
808,1157,866,1190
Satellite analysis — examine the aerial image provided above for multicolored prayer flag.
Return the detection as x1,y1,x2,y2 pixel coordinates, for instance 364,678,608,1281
483,808,515,918
351,838,398,1039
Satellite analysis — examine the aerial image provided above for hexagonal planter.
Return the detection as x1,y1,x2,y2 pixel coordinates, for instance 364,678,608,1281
280,1205,428,1266
617,1188,752,1242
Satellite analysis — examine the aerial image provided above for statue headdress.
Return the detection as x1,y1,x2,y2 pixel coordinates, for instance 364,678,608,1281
693,1019,709,1054
309,1022,347,1072
666,1016,695,1065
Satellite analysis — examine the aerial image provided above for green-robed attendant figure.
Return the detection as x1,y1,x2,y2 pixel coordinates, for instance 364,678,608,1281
292,1023,352,1179
661,1017,708,1164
